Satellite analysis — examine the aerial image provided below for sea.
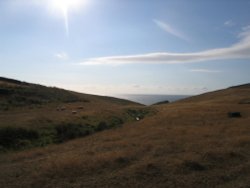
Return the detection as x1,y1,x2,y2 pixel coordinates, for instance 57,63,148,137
116,94,191,106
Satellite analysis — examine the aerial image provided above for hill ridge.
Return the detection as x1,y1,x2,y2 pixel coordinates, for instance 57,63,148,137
0,76,140,107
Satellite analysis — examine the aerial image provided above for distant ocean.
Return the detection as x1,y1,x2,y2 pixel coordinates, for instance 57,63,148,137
116,94,191,105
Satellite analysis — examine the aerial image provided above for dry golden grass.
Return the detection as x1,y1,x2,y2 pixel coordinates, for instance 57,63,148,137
0,99,141,128
0,85,250,188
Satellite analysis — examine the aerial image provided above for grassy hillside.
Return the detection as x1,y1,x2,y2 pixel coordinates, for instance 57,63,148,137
0,77,151,151
0,77,139,109
0,81,250,188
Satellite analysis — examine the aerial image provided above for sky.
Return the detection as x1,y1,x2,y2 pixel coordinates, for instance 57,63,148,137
0,0,250,96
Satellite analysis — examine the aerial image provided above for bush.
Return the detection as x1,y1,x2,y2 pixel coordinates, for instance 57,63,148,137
0,127,39,149
109,117,124,127
0,88,11,95
55,123,92,142
95,121,108,131
0,115,126,151
126,108,153,119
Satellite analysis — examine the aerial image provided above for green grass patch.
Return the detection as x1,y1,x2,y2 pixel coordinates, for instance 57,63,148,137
0,115,126,152
125,107,156,120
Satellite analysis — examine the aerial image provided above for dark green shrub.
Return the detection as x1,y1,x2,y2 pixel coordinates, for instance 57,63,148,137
126,108,155,120
0,88,11,95
126,109,146,119
55,123,92,142
95,121,108,131
0,127,39,149
109,117,124,127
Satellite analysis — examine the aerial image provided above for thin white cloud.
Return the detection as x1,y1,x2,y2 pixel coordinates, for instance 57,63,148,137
80,25,250,66
189,69,222,73
153,19,189,41
55,52,69,61
224,20,235,27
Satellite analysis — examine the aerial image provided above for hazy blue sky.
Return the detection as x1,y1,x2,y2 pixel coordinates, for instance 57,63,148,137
1,0,250,95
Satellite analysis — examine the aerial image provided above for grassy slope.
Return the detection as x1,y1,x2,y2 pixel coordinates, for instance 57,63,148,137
0,77,139,109
0,77,143,126
0,77,148,150
0,82,250,187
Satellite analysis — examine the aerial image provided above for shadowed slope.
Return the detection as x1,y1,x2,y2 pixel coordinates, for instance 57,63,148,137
0,77,139,108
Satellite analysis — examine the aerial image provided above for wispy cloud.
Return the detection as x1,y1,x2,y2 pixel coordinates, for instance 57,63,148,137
55,52,69,61
80,25,250,66
189,69,222,73
153,19,189,41
224,20,235,27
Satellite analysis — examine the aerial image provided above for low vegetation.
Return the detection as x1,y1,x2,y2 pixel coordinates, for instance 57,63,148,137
0,113,137,151
125,107,156,120
0,105,153,151
0,127,39,150
0,83,89,110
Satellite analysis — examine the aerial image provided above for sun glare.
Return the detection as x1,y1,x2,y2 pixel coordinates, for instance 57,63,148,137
50,0,86,36
51,0,84,11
